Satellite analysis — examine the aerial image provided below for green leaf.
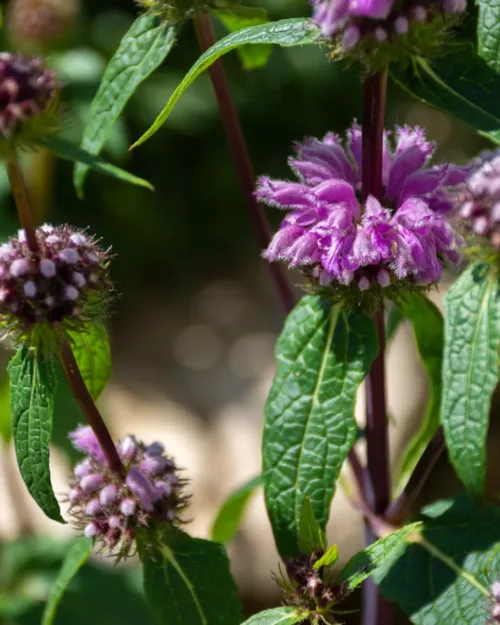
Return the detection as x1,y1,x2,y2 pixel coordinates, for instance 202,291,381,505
240,608,304,625
213,6,272,70
338,523,421,591
391,43,500,144
386,304,404,343
138,529,243,625
298,497,326,555
377,494,500,624
131,18,320,148
74,13,176,195
8,346,63,523
441,264,500,495
478,0,500,74
211,474,263,544
0,373,11,442
40,136,154,197
313,544,339,569
41,537,93,625
263,296,378,557
394,294,444,494
67,323,111,400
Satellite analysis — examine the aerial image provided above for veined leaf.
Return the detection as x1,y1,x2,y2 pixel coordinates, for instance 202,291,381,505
67,323,111,400
211,474,263,544
339,523,421,591
42,538,93,625
240,608,305,625
391,43,500,144
478,0,500,74
394,293,444,494
138,529,242,625
263,296,378,557
313,544,339,569
213,6,272,70
40,136,154,196
441,264,500,495
0,373,11,443
131,18,321,148
377,494,500,624
8,346,63,522
74,13,176,194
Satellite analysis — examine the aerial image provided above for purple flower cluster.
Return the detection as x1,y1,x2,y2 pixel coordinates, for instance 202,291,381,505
67,426,186,557
455,152,500,250
257,124,468,293
0,52,59,139
311,0,465,49
0,224,110,339
490,581,500,623
284,552,345,611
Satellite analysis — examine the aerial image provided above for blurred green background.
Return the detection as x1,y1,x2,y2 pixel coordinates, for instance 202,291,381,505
0,0,490,623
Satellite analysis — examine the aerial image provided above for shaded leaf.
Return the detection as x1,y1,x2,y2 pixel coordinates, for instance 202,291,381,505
138,529,242,625
211,474,263,544
441,264,500,495
298,497,326,555
391,43,500,144
263,296,378,557
213,6,272,70
131,18,321,148
0,373,11,442
74,13,176,194
8,346,63,523
394,293,444,494
67,323,111,400
40,136,154,196
378,494,500,624
42,538,93,625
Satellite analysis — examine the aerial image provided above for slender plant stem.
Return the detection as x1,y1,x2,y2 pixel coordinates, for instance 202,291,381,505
386,427,445,523
193,10,295,314
5,150,39,255
361,69,392,625
5,149,123,475
59,342,124,474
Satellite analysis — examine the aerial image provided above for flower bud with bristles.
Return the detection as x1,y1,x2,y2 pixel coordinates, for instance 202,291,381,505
0,224,112,349
0,52,60,148
67,425,188,560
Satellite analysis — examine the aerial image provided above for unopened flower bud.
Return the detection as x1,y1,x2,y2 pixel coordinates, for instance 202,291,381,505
67,425,187,559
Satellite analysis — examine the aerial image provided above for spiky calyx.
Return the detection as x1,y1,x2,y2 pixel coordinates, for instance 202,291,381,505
276,551,349,624
0,224,111,348
0,52,60,147
6,0,80,51
67,426,188,559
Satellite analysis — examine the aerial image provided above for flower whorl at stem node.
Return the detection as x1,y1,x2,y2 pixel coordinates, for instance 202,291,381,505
0,52,60,147
257,123,469,309
0,224,111,347
276,550,348,623
6,0,80,51
311,0,465,65
67,426,188,559
453,151,500,265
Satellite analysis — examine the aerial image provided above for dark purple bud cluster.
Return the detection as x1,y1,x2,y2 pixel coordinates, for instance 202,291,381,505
0,52,59,140
281,551,346,616
455,153,500,250
67,426,188,558
0,224,110,341
6,0,79,49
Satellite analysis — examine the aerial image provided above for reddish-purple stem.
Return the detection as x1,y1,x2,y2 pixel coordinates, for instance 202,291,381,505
361,69,392,625
193,11,295,314
386,427,445,523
